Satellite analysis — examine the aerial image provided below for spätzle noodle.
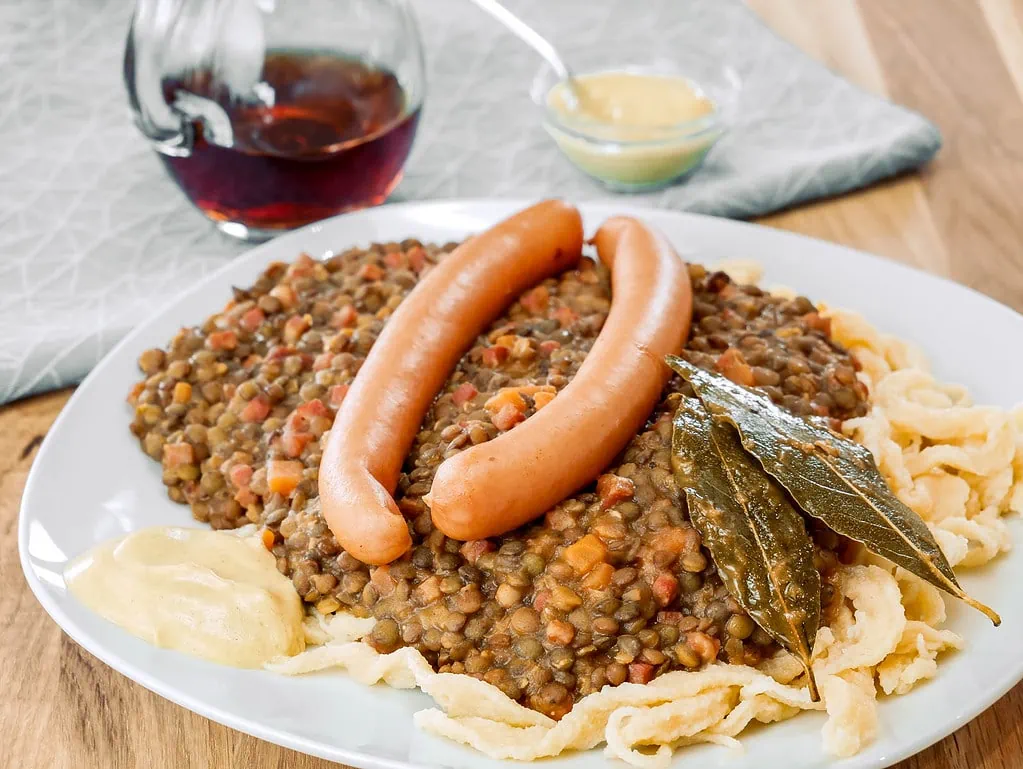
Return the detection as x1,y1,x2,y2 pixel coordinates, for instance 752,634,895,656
267,300,1019,765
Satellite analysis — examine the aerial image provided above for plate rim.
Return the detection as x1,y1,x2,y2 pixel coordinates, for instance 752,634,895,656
18,197,1023,769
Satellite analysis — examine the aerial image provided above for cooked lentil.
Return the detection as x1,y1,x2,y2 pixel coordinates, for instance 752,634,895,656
128,246,866,720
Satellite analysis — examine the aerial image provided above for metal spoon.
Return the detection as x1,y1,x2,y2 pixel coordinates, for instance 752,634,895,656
466,0,582,109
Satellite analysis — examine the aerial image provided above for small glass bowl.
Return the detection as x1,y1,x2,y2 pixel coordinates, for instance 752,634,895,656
532,58,741,192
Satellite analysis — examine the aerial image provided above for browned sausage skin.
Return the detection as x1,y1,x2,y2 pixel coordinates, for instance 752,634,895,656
319,201,585,565
428,216,693,541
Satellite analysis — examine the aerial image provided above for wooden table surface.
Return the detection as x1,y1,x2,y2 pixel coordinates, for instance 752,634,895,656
3,1,1022,767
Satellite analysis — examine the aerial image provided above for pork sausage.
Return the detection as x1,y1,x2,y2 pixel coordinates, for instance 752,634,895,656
319,200,584,564
428,215,692,541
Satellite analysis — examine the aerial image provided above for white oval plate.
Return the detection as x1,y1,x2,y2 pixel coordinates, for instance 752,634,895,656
20,200,1023,769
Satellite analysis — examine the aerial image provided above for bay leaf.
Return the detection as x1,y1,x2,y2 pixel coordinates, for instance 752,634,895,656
672,396,821,700
666,355,1000,625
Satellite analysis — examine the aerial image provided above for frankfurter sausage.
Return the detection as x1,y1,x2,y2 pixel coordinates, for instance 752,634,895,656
428,216,692,541
319,200,584,565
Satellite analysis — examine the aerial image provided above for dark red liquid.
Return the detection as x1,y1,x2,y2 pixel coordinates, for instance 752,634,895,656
161,51,419,235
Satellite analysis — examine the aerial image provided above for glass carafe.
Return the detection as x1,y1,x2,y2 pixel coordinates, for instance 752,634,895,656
125,0,426,241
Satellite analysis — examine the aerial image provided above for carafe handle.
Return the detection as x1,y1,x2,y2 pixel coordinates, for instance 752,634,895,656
123,0,194,157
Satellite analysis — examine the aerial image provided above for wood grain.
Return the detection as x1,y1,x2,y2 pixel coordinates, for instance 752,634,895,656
4,1,1023,767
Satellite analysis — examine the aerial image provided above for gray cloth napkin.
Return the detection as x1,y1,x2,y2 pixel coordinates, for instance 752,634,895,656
0,0,940,405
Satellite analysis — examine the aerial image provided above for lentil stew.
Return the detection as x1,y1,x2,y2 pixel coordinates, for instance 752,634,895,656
128,241,868,719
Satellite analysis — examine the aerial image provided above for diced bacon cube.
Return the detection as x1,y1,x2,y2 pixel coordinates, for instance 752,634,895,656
452,381,479,407
313,352,334,371
407,246,427,273
267,459,304,496
715,348,755,387
328,384,350,408
650,526,699,556
267,345,297,361
229,463,254,488
414,575,443,604
628,663,656,684
282,429,313,458
162,442,194,469
491,403,525,431
370,566,396,596
241,354,262,369
383,250,405,268
546,620,575,646
240,396,271,423
460,539,495,565
656,611,685,626
652,574,679,607
206,330,238,351
596,474,635,510
520,285,549,315
482,345,510,368
533,590,550,613
357,263,384,281
538,340,561,357
552,306,577,328
283,314,312,343
296,399,328,419
234,487,258,507
331,305,358,329
239,307,265,332
286,252,316,278
269,284,298,310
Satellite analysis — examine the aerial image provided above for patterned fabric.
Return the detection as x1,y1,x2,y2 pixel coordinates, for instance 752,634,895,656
0,0,940,404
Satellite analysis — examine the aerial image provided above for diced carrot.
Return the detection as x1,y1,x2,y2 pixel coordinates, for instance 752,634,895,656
370,566,396,596
491,403,525,431
206,330,238,351
327,385,349,409
459,539,495,564
286,252,316,278
562,534,607,574
546,620,575,646
267,459,304,496
484,385,555,415
802,312,832,335
494,334,519,349
383,250,405,268
715,348,755,387
538,340,561,357
652,574,679,607
283,314,312,343
628,662,656,684
552,306,577,328
520,285,549,314
172,382,192,403
240,396,271,423
596,474,635,510
162,442,194,469
241,354,262,369
649,526,699,556
357,263,384,281
482,345,510,368
581,562,614,590
313,352,334,371
407,246,428,273
331,305,358,328
127,381,145,405
452,381,479,407
269,284,298,309
533,391,555,410
229,463,253,488
239,307,265,332
261,528,276,550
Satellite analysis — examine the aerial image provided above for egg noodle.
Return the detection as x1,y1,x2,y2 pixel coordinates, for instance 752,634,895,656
268,262,1022,765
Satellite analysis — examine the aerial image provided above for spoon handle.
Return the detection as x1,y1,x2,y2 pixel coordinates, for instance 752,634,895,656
465,0,573,82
